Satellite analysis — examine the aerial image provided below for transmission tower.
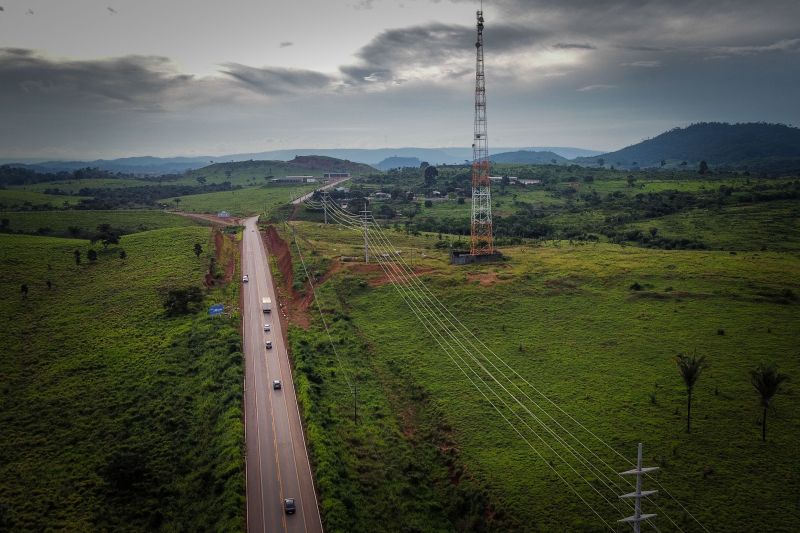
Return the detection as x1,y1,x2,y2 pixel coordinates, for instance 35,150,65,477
618,442,658,533
470,8,493,255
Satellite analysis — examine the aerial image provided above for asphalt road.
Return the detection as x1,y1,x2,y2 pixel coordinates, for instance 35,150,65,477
242,216,323,533
291,177,351,205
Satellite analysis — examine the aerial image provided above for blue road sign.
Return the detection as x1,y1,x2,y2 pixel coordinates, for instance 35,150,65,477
208,304,224,316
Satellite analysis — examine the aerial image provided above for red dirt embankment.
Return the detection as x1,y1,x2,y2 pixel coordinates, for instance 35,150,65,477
263,225,311,329
204,229,236,288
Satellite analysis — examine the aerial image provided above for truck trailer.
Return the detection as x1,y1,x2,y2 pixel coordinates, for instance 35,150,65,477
261,297,272,314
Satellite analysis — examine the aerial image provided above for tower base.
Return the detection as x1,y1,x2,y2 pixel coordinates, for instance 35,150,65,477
450,250,503,265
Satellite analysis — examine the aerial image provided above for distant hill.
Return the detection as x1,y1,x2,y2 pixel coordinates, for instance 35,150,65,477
490,150,568,165
376,157,422,171
186,156,376,182
575,123,800,170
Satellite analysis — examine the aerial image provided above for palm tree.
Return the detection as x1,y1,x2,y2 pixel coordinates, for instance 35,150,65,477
674,352,708,433
750,364,789,441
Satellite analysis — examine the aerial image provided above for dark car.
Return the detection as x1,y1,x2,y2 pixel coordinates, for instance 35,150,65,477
284,498,296,515
273,380,282,390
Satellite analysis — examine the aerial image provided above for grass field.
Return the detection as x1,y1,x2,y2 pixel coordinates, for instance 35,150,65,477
626,200,800,251
0,227,244,530
0,189,91,209
281,221,800,532
0,209,200,236
14,177,157,193
163,184,316,216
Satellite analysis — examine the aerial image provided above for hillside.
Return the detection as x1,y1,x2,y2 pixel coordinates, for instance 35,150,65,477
187,156,375,182
490,150,568,164
376,156,422,170
576,122,800,169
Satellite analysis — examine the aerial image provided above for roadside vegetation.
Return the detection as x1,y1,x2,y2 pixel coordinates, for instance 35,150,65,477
0,225,245,530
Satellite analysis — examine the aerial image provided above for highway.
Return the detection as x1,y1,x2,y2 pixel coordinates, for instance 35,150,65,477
291,177,351,205
242,216,323,533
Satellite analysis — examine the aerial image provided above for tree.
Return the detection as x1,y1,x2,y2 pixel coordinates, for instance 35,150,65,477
596,158,605,167
1,218,9,230
162,286,204,316
174,197,181,210
119,249,127,261
67,226,81,237
87,249,98,262
424,200,433,208
419,161,430,169
74,249,81,265
46,280,52,290
750,364,789,441
424,165,438,187
196,176,207,185
698,160,709,175
94,223,119,250
674,352,708,433
660,159,667,167
21,284,28,298
457,197,465,205
194,243,203,258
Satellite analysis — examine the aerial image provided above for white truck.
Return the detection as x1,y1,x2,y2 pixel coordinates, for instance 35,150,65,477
261,297,272,314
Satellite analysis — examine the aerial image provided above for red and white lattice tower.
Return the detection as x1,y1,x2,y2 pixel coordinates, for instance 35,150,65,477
470,8,493,255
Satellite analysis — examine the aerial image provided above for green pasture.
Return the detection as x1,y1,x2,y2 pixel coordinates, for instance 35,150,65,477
0,227,244,530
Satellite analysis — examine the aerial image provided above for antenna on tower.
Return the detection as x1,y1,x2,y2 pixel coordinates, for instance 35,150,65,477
469,5,494,256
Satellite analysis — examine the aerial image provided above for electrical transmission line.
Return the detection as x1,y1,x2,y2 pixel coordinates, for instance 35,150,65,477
301,199,708,531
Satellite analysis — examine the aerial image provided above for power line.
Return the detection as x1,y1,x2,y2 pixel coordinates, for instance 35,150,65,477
313,202,706,531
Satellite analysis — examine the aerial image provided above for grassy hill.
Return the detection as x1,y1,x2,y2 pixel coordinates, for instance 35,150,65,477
490,150,568,165
185,156,376,186
0,226,244,530
575,122,800,170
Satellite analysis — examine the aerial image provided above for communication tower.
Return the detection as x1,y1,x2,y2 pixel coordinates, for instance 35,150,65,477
470,8,493,255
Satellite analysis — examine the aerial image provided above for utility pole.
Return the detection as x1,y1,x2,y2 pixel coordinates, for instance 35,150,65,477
323,192,328,225
362,205,370,263
619,442,658,533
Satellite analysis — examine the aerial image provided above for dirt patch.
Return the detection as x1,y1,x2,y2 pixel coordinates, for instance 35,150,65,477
345,262,436,287
173,211,241,226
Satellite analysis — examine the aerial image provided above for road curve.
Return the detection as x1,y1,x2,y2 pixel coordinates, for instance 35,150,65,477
291,177,351,205
242,216,323,533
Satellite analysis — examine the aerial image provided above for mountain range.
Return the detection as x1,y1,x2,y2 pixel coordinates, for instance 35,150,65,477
0,146,602,175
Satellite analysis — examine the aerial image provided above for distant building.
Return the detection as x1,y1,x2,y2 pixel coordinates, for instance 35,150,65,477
519,179,542,186
372,192,391,200
324,172,351,180
271,175,315,183
489,176,518,183
217,211,231,218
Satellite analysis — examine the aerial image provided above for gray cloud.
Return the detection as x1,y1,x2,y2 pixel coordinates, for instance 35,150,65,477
622,60,660,68
712,38,800,56
279,41,293,48
221,63,335,95
553,43,596,50
0,48,193,110
577,84,616,92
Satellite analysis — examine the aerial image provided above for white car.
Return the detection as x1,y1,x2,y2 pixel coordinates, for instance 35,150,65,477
242,274,249,283
263,324,271,332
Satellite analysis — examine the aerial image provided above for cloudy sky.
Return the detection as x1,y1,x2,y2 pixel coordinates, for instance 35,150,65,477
1,0,798,159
